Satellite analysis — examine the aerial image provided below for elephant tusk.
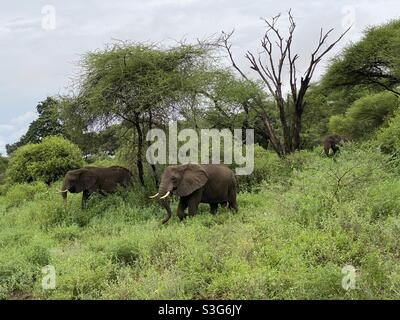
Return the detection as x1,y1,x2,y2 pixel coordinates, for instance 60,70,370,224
58,189,68,193
160,191,171,200
149,193,159,199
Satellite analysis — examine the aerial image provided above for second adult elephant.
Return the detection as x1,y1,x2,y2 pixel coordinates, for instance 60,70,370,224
323,134,350,157
150,164,238,224
59,166,133,208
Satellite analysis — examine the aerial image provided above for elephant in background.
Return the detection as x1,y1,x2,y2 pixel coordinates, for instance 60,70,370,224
60,166,133,208
323,134,350,157
150,163,238,224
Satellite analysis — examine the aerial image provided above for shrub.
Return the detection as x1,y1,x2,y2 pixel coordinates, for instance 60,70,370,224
375,109,400,155
367,180,400,220
0,156,8,174
0,156,8,187
328,92,399,139
236,145,288,191
4,182,48,208
284,146,397,226
6,136,83,185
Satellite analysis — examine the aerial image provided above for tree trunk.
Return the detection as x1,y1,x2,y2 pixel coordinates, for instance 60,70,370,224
148,110,159,187
260,112,284,157
292,110,302,151
276,95,291,154
292,94,306,151
134,119,145,186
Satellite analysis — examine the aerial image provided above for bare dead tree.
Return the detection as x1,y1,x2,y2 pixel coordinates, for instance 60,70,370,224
221,10,351,156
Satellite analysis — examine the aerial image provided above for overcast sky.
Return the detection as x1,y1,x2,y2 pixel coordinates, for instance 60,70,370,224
0,0,399,155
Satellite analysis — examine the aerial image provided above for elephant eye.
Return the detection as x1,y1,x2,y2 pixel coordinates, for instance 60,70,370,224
171,176,177,181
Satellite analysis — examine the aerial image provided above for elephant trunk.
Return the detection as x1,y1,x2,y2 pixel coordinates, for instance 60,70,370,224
60,180,68,202
157,180,173,224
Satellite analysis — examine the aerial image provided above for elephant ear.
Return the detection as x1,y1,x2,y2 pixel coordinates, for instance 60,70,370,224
176,164,208,197
80,170,97,191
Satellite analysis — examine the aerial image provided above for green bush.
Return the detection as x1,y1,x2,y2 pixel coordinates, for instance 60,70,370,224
6,136,83,185
328,92,399,139
367,180,400,220
0,156,8,174
4,182,48,208
375,109,400,154
0,156,8,187
236,145,289,191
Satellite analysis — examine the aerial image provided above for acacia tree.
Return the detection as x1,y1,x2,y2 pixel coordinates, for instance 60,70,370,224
221,11,350,156
322,19,400,96
75,42,212,185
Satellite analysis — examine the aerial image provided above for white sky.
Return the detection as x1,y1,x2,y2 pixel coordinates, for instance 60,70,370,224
0,0,399,154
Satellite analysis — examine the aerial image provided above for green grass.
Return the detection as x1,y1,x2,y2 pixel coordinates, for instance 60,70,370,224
1,146,400,299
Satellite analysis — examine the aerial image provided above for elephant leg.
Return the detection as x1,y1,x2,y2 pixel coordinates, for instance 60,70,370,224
324,145,330,156
177,199,188,221
220,201,228,208
188,201,200,217
187,191,202,217
210,203,218,215
228,190,238,213
332,145,340,156
81,190,91,209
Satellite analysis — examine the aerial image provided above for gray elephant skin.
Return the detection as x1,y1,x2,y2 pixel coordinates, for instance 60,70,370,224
151,163,238,224
323,134,350,157
60,166,133,208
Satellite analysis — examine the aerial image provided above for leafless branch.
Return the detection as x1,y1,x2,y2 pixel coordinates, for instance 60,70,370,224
219,30,249,80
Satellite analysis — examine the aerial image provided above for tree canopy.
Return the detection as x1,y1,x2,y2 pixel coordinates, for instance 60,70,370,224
322,19,400,95
73,42,216,184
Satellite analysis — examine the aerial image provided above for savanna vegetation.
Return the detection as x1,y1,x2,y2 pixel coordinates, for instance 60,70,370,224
2,15,400,300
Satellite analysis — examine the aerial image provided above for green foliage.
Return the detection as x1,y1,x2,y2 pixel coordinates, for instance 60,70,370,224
0,156,8,187
6,136,83,185
236,145,289,191
0,156,8,174
198,74,272,150
4,182,48,208
6,97,64,155
375,109,400,154
328,92,399,139
322,19,400,94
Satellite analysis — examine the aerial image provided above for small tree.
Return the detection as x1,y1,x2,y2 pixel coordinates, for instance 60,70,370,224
74,42,213,185
221,11,350,156
7,136,82,185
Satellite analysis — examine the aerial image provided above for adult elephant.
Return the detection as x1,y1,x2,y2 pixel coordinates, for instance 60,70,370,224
323,134,350,157
150,164,238,224
59,166,133,208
